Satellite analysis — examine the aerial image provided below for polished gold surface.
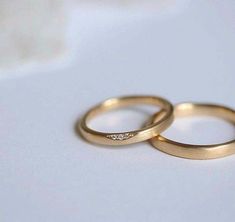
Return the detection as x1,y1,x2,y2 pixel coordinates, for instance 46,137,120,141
79,95,174,146
151,103,235,160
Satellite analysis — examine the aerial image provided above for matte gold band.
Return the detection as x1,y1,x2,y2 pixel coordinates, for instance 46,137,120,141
79,95,174,146
151,103,235,160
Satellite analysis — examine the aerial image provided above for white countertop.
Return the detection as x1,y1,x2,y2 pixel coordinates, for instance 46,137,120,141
1,1,235,221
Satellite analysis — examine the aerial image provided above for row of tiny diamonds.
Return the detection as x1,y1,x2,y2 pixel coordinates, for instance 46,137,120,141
107,133,134,141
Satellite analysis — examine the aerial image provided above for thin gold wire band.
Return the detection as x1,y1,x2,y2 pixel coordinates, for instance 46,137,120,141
151,103,235,160
79,95,174,146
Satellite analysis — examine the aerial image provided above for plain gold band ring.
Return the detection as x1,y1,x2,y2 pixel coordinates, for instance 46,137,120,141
79,95,174,146
151,103,235,160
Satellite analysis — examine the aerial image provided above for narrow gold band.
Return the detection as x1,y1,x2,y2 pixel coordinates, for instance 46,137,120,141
151,103,235,160
79,95,174,146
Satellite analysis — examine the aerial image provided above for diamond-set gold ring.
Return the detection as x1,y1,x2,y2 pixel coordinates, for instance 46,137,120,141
79,95,174,146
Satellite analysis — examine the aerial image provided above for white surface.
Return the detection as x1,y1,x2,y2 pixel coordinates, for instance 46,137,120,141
1,1,235,222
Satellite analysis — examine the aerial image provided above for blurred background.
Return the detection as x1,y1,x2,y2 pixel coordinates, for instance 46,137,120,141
0,1,235,222
1,0,234,76
0,0,191,75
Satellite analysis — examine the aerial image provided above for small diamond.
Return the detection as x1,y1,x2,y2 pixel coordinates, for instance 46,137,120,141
111,135,118,140
118,134,124,140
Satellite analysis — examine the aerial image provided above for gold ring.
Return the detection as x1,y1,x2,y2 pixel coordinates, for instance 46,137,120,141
79,95,174,146
151,103,235,160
